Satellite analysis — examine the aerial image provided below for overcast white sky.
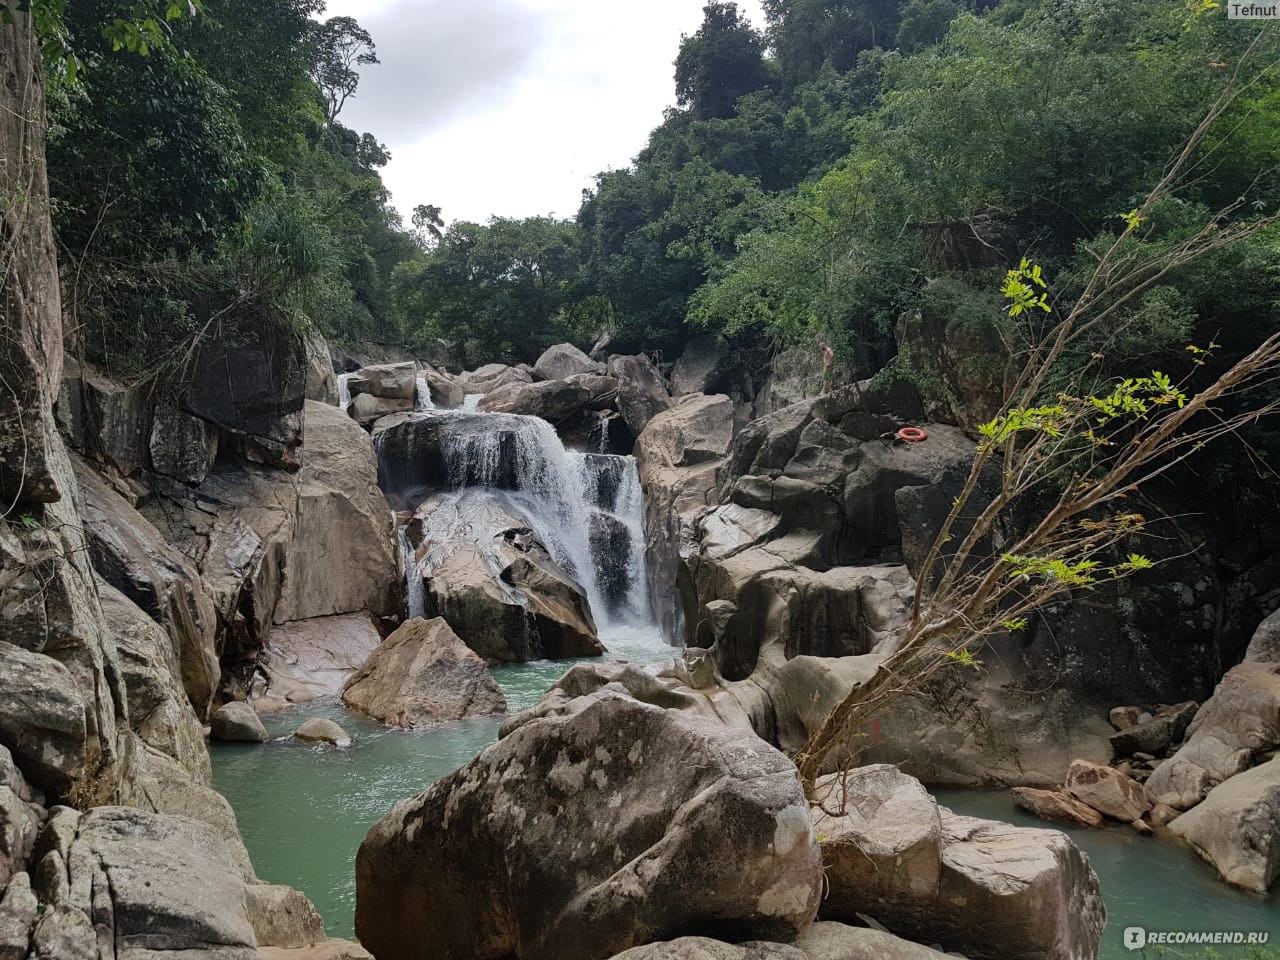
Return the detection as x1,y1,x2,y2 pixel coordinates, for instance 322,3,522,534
322,0,766,226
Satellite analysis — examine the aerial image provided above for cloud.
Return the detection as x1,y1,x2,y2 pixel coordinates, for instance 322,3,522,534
322,0,766,224
330,0,547,135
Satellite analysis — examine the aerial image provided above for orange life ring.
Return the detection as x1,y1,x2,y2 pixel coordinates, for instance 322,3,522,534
896,427,928,443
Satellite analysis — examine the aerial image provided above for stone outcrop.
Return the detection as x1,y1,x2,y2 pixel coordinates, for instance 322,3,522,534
671,335,744,398
342,618,507,727
253,613,383,712
812,767,1105,960
607,354,671,436
533,343,603,381
347,362,417,402
406,491,603,662
1169,757,1280,893
635,393,736,643
185,309,308,469
355,690,822,960
294,718,351,746
1146,618,1280,811
303,331,339,407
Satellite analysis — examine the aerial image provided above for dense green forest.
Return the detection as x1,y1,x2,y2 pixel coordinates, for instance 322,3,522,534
39,0,1280,385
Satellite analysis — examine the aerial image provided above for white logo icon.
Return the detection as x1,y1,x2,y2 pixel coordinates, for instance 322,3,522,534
1124,927,1147,951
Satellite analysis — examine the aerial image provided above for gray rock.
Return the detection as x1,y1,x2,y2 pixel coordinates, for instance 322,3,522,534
464,363,533,392
149,402,214,485
1169,757,1280,893
185,311,307,468
294,718,351,746
1110,706,1142,730
255,614,382,712
812,765,943,921
347,362,417,402
420,367,464,408
480,378,596,422
533,343,603,381
1109,716,1172,757
355,691,822,960
245,883,327,949
209,702,268,744
609,940,806,960
303,330,339,406
74,807,258,958
0,872,38,960
258,942,374,960
0,748,46,887
607,354,671,435
1066,760,1150,822
342,619,507,728
348,392,411,428
811,767,1105,960
1146,657,1280,811
796,923,954,960
29,903,95,960
0,642,86,797
671,335,742,397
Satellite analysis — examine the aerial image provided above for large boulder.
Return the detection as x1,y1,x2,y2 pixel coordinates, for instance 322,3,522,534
148,401,215,485
795,923,954,960
1145,648,1280,811
209,702,268,743
607,354,671,435
185,309,308,468
533,343,603,381
355,691,822,960
303,330,339,406
635,394,735,643
272,401,399,625
0,642,87,798
608,942,805,960
464,363,533,394
481,378,603,423
811,765,942,922
1065,760,1150,823
812,766,1105,960
342,618,507,727
349,392,412,428
347,362,417,402
1169,756,1280,893
55,360,152,477
671,335,743,397
0,748,45,889
97,579,210,782
30,807,262,959
410,491,603,663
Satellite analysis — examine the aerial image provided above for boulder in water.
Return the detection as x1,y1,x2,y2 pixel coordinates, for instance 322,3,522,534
481,377,595,422
355,690,822,960
813,766,1105,960
465,363,533,393
342,618,507,727
533,342,604,381
795,923,955,960
1065,759,1150,822
1169,756,1280,893
255,613,383,712
349,392,412,428
294,718,351,746
209,702,268,743
1011,787,1105,828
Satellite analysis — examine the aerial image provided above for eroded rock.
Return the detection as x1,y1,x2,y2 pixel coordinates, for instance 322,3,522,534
355,691,822,960
342,618,506,727
1169,757,1280,893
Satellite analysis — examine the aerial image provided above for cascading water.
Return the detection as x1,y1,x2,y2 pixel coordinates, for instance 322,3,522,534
381,407,655,634
337,373,354,412
398,521,428,619
414,376,436,412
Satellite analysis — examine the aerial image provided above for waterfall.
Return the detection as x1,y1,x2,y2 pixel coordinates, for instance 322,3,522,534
578,453,650,625
338,373,353,412
398,522,427,619
462,393,484,412
415,376,436,412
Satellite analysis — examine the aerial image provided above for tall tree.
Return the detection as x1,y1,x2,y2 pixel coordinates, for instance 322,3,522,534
309,15,378,122
674,2,770,121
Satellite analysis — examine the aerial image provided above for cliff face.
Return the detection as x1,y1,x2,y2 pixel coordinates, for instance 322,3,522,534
0,13,378,956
